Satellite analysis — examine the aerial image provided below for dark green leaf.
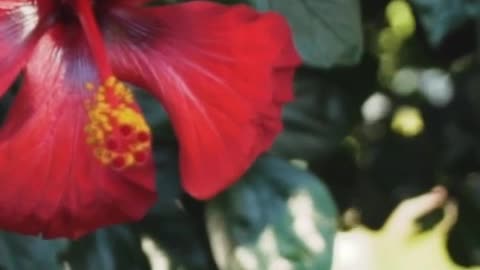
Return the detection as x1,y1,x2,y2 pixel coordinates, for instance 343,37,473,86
248,0,363,67
273,69,355,160
64,226,149,270
206,156,337,270
139,211,216,270
0,232,67,270
148,146,183,216
139,148,217,270
410,0,480,46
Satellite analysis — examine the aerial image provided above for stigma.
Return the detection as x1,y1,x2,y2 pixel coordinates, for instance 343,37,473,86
84,76,151,170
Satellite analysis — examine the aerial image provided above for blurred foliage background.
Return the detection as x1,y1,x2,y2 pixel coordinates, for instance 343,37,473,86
4,0,480,269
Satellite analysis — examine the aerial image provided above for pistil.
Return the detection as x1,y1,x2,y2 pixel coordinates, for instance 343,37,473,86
74,0,111,80
73,0,152,170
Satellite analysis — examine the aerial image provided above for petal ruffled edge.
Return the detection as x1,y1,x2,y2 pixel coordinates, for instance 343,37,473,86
104,2,301,199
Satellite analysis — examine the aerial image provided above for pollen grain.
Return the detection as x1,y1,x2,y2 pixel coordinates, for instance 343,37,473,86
84,76,151,170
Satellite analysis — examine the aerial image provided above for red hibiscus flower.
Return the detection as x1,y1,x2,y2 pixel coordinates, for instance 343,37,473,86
0,0,300,238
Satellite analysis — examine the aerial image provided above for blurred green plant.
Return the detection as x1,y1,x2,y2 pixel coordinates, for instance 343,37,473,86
206,156,337,270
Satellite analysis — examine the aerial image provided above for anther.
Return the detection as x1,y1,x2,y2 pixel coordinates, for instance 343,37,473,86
136,131,150,143
119,124,133,136
83,76,152,170
112,156,126,169
134,151,147,163
106,139,118,150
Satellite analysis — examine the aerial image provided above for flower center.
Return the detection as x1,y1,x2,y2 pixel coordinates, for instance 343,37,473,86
84,76,152,170
55,1,78,25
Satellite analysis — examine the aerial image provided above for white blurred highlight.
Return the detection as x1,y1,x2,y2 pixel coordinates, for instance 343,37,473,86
361,92,392,123
13,4,39,41
141,236,170,270
268,257,294,270
259,227,278,255
234,247,259,270
331,230,375,270
288,191,326,253
391,67,419,96
418,69,453,107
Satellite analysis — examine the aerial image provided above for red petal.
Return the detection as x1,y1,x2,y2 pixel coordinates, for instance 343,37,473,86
103,2,301,199
0,1,43,96
0,26,157,239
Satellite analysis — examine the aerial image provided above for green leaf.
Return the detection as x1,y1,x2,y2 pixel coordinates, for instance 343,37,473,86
273,69,354,160
206,156,337,270
0,232,67,270
139,210,216,270
248,0,363,68
410,0,480,46
64,226,149,270
148,146,183,216
139,148,217,270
